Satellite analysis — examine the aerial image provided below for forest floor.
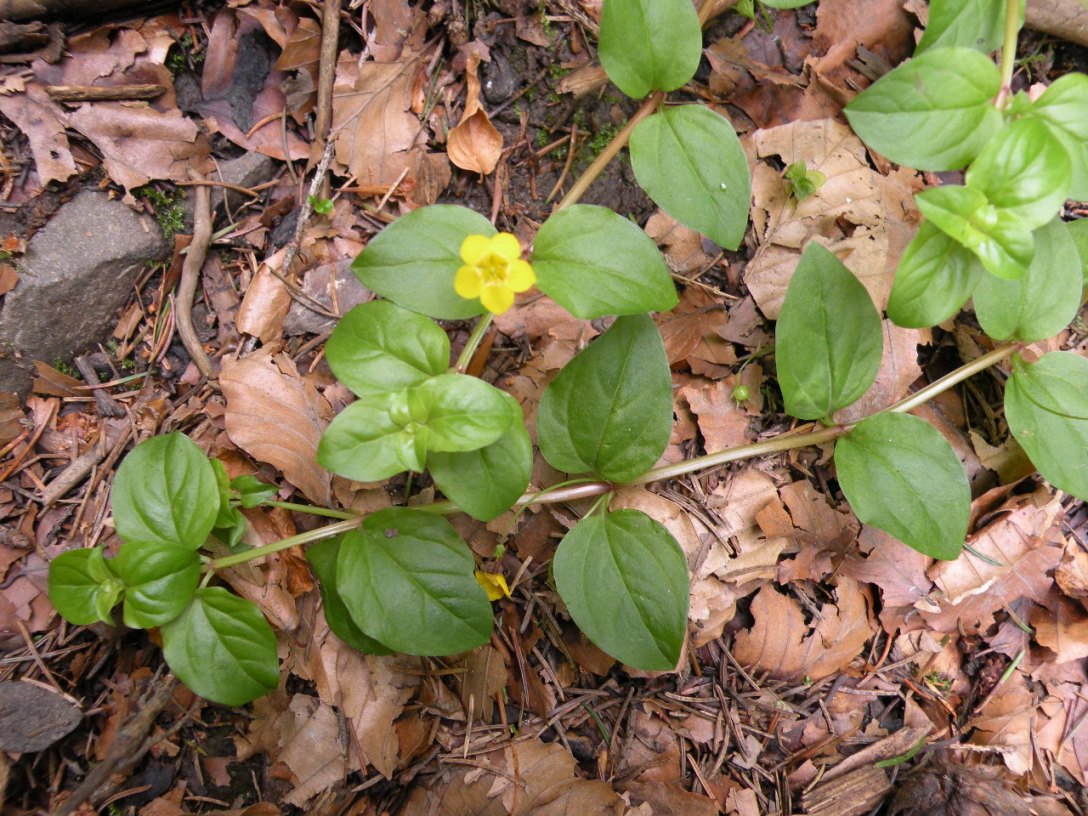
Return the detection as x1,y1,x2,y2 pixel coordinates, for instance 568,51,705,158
1,1,1088,814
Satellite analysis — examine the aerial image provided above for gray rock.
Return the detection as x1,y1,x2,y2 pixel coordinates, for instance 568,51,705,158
284,259,371,336
211,152,278,212
0,191,167,396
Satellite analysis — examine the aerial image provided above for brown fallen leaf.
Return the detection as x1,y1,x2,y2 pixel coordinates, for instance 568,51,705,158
966,670,1037,775
220,348,333,505
447,47,503,175
680,379,751,453
68,103,209,196
332,50,449,198
235,248,292,342
399,736,625,815
733,577,875,682
1033,593,1088,664
921,485,1064,633
745,119,912,318
0,85,76,185
199,9,308,160
1036,679,1088,785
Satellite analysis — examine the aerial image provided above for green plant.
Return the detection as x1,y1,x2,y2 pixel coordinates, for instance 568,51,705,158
140,186,187,241
46,0,1088,706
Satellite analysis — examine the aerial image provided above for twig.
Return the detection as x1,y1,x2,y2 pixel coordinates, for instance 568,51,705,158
52,674,178,816
73,355,124,417
314,0,341,199
176,171,213,377
278,138,337,294
45,84,164,101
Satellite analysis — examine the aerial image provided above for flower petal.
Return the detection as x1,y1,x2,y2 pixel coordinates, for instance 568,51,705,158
460,234,491,265
455,266,483,299
474,570,511,601
481,282,515,314
490,232,522,261
506,259,536,292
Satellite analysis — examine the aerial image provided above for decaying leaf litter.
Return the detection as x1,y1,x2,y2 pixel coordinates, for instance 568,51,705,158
0,0,1087,814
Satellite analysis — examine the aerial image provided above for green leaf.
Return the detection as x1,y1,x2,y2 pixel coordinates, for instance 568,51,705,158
112,540,201,629
775,243,882,420
972,219,1082,341
317,394,410,482
835,413,970,560
336,509,493,655
888,222,983,328
966,117,1071,230
843,47,1002,170
111,433,219,549
553,509,688,670
428,397,533,522
161,587,279,706
326,300,450,396
1031,73,1088,199
1006,352,1088,499
628,105,752,250
318,377,515,482
784,160,826,202
230,475,278,509
352,205,494,320
915,0,1006,53
411,374,517,453
915,185,1034,279
1067,218,1088,284
531,205,677,318
537,314,672,482
48,548,123,626
598,0,701,99
305,538,392,654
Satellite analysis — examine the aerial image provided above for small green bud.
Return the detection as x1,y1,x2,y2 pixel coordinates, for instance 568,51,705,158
732,385,750,402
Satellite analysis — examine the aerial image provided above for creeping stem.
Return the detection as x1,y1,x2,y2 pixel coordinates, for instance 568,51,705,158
454,311,495,373
554,91,665,212
215,343,1020,570
996,0,1023,106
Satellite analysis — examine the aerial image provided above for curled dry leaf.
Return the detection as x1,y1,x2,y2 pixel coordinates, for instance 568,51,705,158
447,49,503,175
235,248,292,342
733,577,876,682
220,348,333,506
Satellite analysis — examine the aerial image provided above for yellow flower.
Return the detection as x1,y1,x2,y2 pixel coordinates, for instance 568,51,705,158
454,233,536,315
474,570,511,602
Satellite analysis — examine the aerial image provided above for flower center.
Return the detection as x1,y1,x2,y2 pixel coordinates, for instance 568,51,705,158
479,253,509,283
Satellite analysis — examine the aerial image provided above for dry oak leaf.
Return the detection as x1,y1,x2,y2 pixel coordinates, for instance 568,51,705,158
400,736,624,815
68,103,209,196
733,577,876,682
332,50,450,201
1036,680,1088,785
1032,594,1088,664
920,485,1064,633
283,614,420,778
745,119,914,318
221,348,333,505
966,669,1037,775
